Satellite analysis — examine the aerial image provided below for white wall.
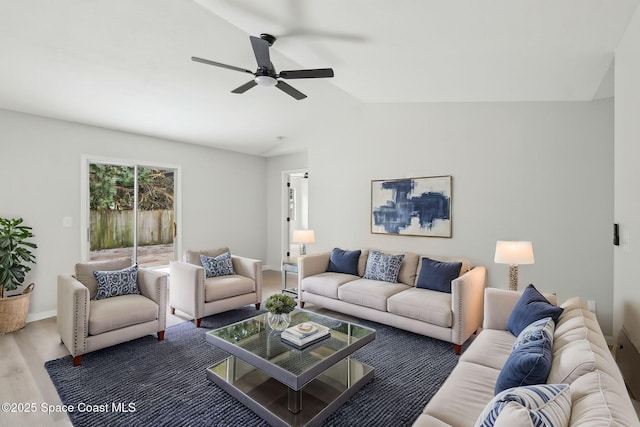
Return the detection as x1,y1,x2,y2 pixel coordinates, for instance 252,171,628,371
265,152,307,269
614,7,640,349
302,100,615,334
0,109,267,320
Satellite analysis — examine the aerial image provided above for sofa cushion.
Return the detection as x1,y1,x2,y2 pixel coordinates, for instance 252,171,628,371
506,284,564,336
200,252,235,278
93,264,140,300
363,250,404,283
397,252,419,286
357,249,370,277
327,248,361,276
185,247,229,265
554,309,608,352
569,369,639,427
386,287,452,328
475,384,571,427
495,334,553,394
338,278,410,311
547,338,619,385
204,275,255,302
89,294,158,335
423,361,501,426
75,257,132,300
301,272,357,299
512,317,555,350
415,257,462,293
460,329,516,370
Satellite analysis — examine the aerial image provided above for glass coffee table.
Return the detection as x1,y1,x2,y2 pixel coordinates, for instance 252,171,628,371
205,310,376,427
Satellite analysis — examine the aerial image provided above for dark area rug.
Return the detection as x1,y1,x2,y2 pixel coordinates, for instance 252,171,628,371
45,307,458,427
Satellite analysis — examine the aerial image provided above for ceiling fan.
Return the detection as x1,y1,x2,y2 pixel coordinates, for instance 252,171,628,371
192,33,334,100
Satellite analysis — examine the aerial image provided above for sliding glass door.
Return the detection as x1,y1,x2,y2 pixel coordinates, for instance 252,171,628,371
85,159,178,266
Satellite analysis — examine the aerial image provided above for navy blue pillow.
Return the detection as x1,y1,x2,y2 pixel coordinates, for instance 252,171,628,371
415,257,462,293
506,284,564,336
327,248,361,276
494,335,553,395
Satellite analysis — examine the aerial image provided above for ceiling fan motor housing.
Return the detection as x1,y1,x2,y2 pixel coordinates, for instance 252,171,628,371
260,33,276,46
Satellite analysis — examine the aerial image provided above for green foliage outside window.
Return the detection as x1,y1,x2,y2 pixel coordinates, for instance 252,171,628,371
89,164,174,211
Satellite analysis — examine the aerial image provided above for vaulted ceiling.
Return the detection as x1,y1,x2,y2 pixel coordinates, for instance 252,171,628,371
1,0,638,156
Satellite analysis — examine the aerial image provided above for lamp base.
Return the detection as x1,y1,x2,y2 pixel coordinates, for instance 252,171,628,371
299,243,306,256
508,264,519,291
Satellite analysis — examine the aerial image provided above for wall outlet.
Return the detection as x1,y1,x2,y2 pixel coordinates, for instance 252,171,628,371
62,216,72,228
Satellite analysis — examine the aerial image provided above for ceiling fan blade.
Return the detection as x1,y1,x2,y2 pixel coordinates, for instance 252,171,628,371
279,68,334,79
276,81,307,100
231,80,258,94
191,57,254,75
249,36,274,71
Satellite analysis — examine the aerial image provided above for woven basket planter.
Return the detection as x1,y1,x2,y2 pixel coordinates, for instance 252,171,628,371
0,283,34,334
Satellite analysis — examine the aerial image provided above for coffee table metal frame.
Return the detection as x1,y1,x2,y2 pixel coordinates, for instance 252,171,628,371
205,311,375,427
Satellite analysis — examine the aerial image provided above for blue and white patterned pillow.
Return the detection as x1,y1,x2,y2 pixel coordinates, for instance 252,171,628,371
513,317,555,350
363,250,404,283
200,252,235,278
93,264,139,300
475,384,571,427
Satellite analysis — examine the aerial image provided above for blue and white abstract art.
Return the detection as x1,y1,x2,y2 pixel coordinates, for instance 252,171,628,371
371,176,452,237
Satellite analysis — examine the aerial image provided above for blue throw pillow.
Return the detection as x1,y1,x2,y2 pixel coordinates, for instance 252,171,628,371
327,248,361,276
200,252,235,278
415,257,462,293
93,264,139,300
506,284,564,336
494,335,553,395
476,384,571,427
363,250,404,283
512,317,555,350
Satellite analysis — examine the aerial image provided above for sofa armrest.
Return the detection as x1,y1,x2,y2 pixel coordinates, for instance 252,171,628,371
57,275,90,356
451,266,487,345
298,253,331,281
483,287,558,331
169,261,205,318
232,255,263,302
138,268,167,330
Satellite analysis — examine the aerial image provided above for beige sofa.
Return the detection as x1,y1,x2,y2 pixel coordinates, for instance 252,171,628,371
415,288,640,426
298,250,487,354
169,248,262,327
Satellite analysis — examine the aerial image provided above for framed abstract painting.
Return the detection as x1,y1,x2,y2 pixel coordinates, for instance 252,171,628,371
371,175,452,237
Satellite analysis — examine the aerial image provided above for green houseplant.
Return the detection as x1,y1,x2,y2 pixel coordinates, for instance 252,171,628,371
0,218,37,333
265,293,296,331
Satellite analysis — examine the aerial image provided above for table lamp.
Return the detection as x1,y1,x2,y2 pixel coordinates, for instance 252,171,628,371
494,240,535,291
292,229,315,256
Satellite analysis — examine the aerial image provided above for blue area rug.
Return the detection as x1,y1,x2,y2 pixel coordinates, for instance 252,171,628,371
45,307,458,426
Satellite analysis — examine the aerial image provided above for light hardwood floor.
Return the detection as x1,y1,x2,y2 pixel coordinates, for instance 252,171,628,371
0,269,294,427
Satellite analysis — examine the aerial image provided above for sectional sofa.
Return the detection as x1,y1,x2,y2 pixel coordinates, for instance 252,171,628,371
298,249,487,354
415,287,640,426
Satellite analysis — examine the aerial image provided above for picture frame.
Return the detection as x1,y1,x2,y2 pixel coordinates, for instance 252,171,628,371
371,175,452,237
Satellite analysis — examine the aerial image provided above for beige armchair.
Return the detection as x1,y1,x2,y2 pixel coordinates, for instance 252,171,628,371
57,257,167,366
169,248,262,327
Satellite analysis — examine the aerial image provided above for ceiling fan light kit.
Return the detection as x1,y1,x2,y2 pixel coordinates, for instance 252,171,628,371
255,75,277,87
192,33,334,100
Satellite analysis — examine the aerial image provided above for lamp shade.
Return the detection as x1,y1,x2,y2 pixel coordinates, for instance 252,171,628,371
494,241,534,265
292,229,315,244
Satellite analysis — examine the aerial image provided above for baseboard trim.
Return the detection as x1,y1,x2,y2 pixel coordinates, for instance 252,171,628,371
27,309,56,323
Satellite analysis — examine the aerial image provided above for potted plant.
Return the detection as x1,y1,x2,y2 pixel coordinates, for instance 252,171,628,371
265,293,296,331
0,218,37,333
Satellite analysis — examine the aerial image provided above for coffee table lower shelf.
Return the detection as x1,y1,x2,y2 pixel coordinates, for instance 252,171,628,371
207,355,374,427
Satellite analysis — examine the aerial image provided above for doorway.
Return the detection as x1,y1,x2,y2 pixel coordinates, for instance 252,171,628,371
283,170,309,260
